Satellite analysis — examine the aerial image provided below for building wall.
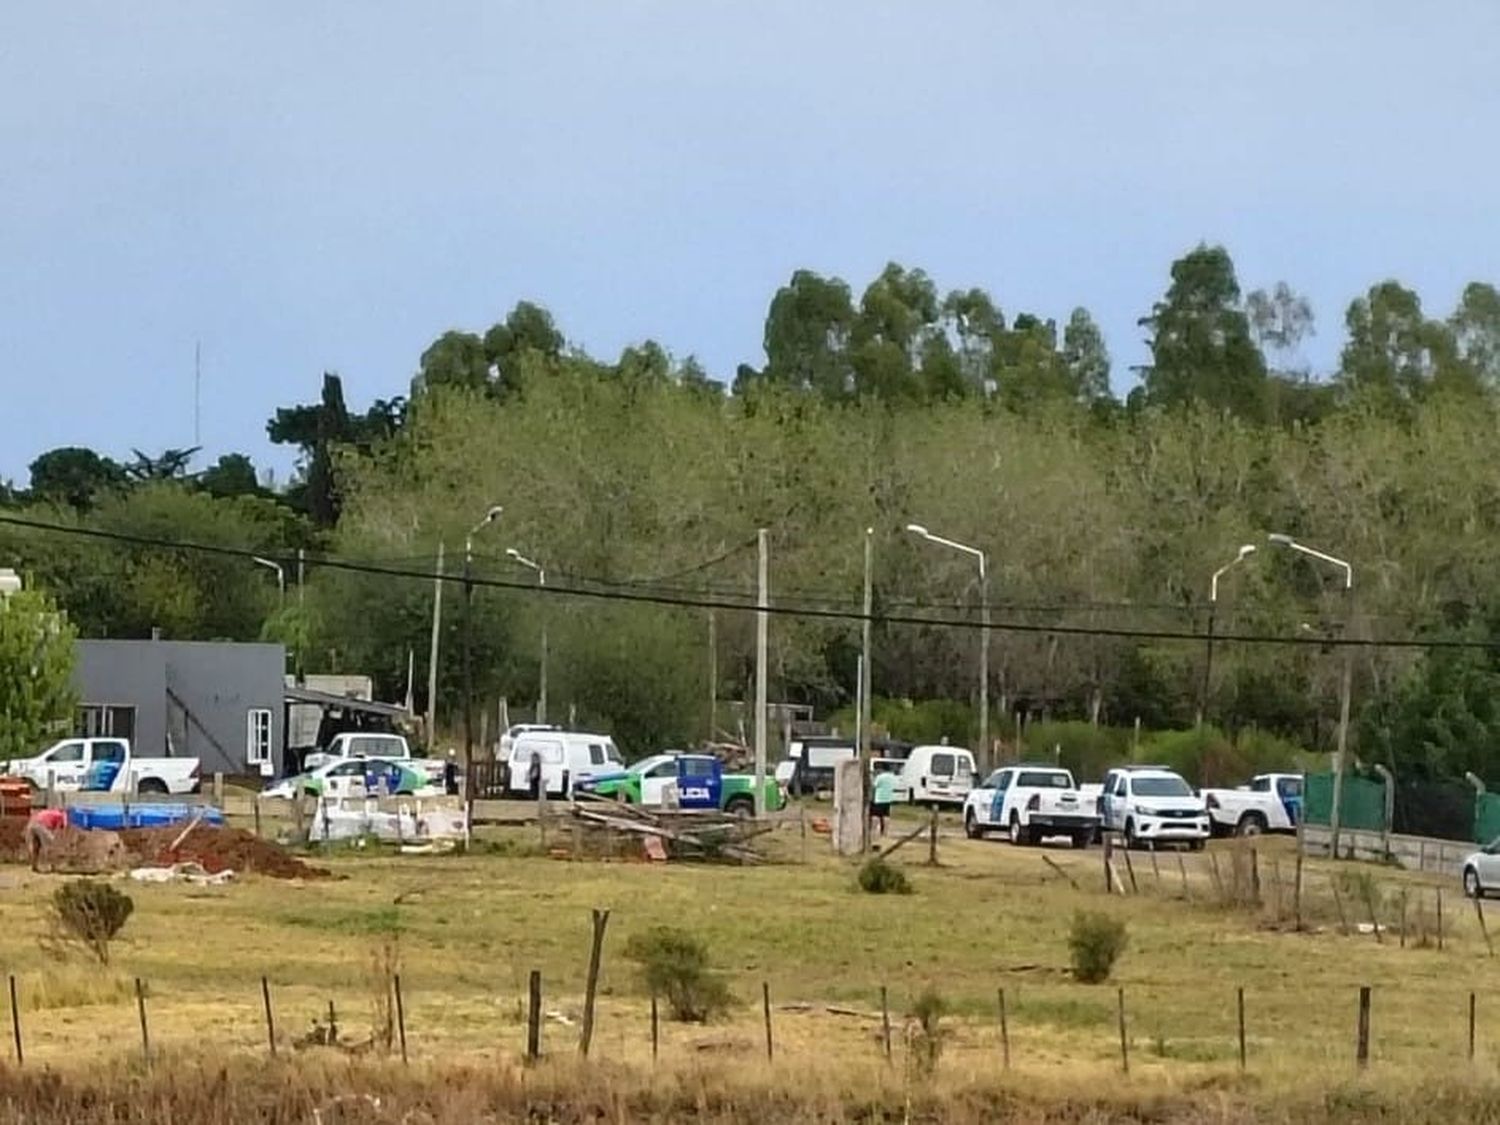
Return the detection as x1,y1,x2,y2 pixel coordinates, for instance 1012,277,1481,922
163,642,286,776
73,642,167,756
74,640,286,777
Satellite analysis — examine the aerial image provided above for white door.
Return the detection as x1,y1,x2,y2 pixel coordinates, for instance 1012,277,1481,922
640,759,678,806
42,740,90,790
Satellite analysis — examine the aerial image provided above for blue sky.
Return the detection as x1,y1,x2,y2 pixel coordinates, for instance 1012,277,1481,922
3,2,1498,483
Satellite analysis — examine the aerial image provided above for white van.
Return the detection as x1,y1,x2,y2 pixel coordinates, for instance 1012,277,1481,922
505,731,624,796
900,745,976,806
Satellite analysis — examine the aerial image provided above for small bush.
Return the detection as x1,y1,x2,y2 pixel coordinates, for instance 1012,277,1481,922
1068,910,1128,984
907,987,949,1076
857,855,912,895
623,926,734,1023
48,880,133,965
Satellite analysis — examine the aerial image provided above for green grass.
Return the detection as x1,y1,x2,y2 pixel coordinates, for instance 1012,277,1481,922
0,813,1493,1117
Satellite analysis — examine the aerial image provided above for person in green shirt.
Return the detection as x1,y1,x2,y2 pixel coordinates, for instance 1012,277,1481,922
870,765,897,837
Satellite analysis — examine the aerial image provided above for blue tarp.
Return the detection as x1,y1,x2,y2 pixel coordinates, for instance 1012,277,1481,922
66,804,223,831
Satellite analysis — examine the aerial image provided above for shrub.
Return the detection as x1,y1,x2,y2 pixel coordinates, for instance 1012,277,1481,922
856,855,912,895
1023,721,1129,781
48,880,133,965
907,987,948,1076
1068,911,1128,984
623,926,734,1023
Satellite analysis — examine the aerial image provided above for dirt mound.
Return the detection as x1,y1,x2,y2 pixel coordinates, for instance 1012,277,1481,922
0,817,27,863
117,826,330,880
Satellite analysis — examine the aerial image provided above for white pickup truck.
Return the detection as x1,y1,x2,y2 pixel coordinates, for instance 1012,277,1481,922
962,765,1098,848
1,737,200,795
1200,773,1303,837
303,732,443,787
1097,766,1209,849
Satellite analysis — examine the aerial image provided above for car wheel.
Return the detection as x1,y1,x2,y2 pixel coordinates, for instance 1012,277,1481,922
1009,811,1029,847
137,778,169,796
964,810,983,839
725,796,755,818
1189,838,1205,852
1071,831,1090,850
1236,812,1266,837
1466,867,1483,900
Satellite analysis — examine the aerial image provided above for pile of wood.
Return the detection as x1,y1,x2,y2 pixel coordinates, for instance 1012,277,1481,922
564,795,775,864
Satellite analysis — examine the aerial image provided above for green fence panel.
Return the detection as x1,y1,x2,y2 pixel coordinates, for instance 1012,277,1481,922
1302,772,1387,832
1474,792,1500,845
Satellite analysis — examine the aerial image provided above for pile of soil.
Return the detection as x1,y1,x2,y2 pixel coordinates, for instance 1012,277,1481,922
0,817,27,863
118,826,330,880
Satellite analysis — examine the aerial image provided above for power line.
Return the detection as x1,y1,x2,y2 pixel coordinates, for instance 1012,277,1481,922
0,511,1493,652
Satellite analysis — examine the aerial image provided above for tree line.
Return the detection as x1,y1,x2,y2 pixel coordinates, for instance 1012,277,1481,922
5,244,1500,779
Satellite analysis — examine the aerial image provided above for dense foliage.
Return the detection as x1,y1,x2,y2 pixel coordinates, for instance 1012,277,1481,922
5,245,1500,777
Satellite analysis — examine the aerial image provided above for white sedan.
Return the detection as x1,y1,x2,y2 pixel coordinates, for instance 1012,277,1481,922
263,758,436,801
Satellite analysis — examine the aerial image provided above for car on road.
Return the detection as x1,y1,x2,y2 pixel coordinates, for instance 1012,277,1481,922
1201,773,1303,837
577,752,784,815
962,765,1097,847
900,745,976,807
1,738,200,795
1097,765,1209,849
1462,837,1500,898
263,757,433,801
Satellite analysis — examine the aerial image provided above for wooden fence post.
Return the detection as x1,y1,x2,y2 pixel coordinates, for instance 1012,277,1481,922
8,975,21,1066
1476,898,1494,957
253,796,263,839
1470,991,1477,1062
1293,844,1304,931
1332,876,1350,935
927,806,938,866
1103,833,1114,894
762,981,774,1061
1356,986,1371,1069
526,970,542,1062
1237,986,1246,1070
394,973,408,1064
135,978,151,1072
1363,882,1383,944
1176,852,1189,898
997,987,1010,1069
1116,987,1129,1074
1437,887,1445,951
650,992,659,1063
261,976,276,1057
1148,844,1161,888
1399,891,1408,949
579,908,611,1057
880,986,892,1062
1120,845,1138,894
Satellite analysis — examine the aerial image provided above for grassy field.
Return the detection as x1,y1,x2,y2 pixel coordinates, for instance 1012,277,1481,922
2,807,1500,1121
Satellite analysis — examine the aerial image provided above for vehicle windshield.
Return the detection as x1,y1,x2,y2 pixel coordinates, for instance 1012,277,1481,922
605,743,624,763
1132,775,1192,797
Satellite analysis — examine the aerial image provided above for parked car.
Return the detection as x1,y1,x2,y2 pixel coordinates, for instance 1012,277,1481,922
1201,773,1303,837
1,738,200,795
577,752,785,815
263,757,433,801
503,730,624,796
963,765,1097,847
773,736,912,798
303,732,443,787
900,745,976,807
1462,838,1500,898
1097,765,1209,849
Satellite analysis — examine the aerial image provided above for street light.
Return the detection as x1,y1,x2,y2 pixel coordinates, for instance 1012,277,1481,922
906,523,990,770
1198,544,1257,727
252,556,286,607
463,505,504,804
506,547,549,726
1269,532,1354,858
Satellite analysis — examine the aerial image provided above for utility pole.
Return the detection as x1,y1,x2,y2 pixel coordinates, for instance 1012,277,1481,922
296,547,306,609
978,556,990,773
754,528,769,818
1332,608,1355,859
859,528,874,850
707,609,718,744
426,542,445,740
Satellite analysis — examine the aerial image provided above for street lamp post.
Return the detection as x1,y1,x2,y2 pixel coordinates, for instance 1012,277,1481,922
252,556,286,608
463,506,504,802
1199,545,1257,728
906,524,990,771
506,548,549,725
1269,533,1354,858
